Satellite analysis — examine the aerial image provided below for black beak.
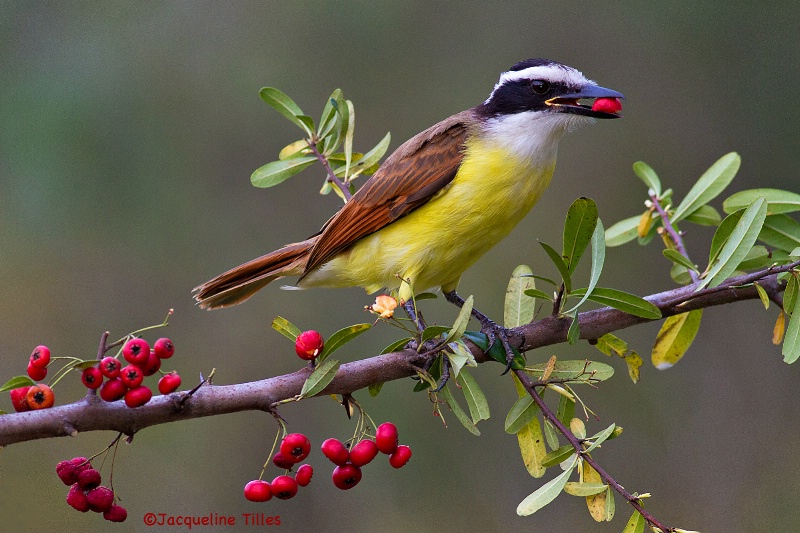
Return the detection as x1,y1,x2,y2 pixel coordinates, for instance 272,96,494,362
546,84,624,119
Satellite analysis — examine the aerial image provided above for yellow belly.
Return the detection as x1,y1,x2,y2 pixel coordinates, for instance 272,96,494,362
301,140,556,301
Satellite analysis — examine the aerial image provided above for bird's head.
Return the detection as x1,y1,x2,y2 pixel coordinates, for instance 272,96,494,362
479,58,624,121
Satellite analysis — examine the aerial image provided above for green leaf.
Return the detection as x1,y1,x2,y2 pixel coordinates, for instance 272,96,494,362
754,282,770,310
540,241,572,292
511,375,546,477
380,337,412,354
672,152,741,223
524,288,553,301
251,156,317,188
368,382,383,397
541,445,576,467
651,309,703,369
737,245,771,271
632,160,661,196
414,292,439,301
724,188,800,215
505,395,539,434
73,360,100,371
456,369,490,424
565,219,605,314
605,215,640,247
557,394,575,427
421,325,451,343
461,331,526,370
784,274,798,316
319,323,371,361
336,132,391,177
759,214,800,252
562,198,599,274
526,360,615,383
603,486,615,521
563,482,608,497
708,209,744,266
0,375,36,393
594,333,628,357
440,383,480,435
566,314,580,345
584,423,617,453
299,358,340,398
317,89,343,139
505,265,536,328
516,456,577,516
662,249,699,272
623,511,647,533
701,197,767,289
271,316,302,342
342,100,355,179
278,139,310,160
570,287,662,319
670,263,693,285
684,204,722,226
259,87,314,137
543,419,559,450
783,281,800,364
444,295,473,344
446,341,476,379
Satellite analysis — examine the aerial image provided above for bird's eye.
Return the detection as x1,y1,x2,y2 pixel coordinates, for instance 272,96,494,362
530,80,550,95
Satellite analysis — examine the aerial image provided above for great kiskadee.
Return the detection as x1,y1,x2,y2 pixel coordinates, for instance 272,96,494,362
194,58,622,312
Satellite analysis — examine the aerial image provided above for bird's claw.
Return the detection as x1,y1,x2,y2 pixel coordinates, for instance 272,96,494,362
480,319,516,375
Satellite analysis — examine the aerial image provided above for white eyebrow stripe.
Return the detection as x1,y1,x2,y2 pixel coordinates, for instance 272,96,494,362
485,64,596,104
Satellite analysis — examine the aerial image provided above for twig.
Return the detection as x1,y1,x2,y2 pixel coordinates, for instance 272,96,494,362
306,138,352,202
650,191,699,283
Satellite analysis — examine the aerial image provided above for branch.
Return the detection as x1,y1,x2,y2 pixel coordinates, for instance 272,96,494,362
1,264,794,446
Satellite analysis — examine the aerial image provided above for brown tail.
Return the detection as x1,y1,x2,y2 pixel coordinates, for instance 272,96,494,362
193,238,316,309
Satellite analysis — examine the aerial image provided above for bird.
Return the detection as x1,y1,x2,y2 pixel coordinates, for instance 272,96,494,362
194,58,622,328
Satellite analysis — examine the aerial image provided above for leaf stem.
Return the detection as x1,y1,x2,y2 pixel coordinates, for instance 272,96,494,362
306,137,352,202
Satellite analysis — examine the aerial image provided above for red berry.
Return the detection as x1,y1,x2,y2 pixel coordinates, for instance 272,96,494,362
122,338,150,365
295,330,324,360
321,438,350,466
81,367,103,389
375,422,399,454
243,480,272,502
29,345,51,368
331,464,362,490
272,452,295,470
99,357,121,379
140,351,161,376
124,385,152,408
9,386,32,412
67,483,90,512
27,361,47,381
295,464,313,487
56,460,82,485
591,97,623,114
103,504,128,522
280,433,311,463
119,365,144,388
87,486,114,512
270,475,298,500
77,468,102,490
389,445,412,468
349,439,379,467
153,337,175,359
26,383,54,409
157,373,181,395
99,378,127,402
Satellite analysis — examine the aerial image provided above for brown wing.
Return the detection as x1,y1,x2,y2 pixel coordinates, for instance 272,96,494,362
301,109,477,278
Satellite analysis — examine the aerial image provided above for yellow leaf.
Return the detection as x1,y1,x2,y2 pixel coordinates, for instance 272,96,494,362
583,461,607,522
512,375,546,478
624,351,643,384
773,310,786,345
637,210,653,238
541,355,557,381
651,310,703,369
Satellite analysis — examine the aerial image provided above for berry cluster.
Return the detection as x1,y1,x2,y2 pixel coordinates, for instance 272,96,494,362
244,433,314,502
56,457,126,522
9,346,56,411
322,422,412,490
92,338,181,408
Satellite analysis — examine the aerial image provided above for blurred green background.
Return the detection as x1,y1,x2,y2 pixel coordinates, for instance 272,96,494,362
1,2,799,531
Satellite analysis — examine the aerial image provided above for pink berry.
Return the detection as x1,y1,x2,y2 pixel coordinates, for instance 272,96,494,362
320,438,350,466
295,464,313,487
349,439,379,467
140,351,161,376
591,97,623,114
29,345,51,368
243,480,272,502
331,464,362,490
124,385,152,408
389,445,413,468
9,386,32,412
27,361,47,381
272,452,295,470
294,330,324,360
67,483,90,512
280,433,311,463
87,486,114,513
157,373,181,395
99,378,127,402
153,337,175,359
122,338,150,366
375,422,399,454
270,475,298,500
81,367,103,389
103,504,128,522
77,468,102,490
119,365,144,388
99,356,121,379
